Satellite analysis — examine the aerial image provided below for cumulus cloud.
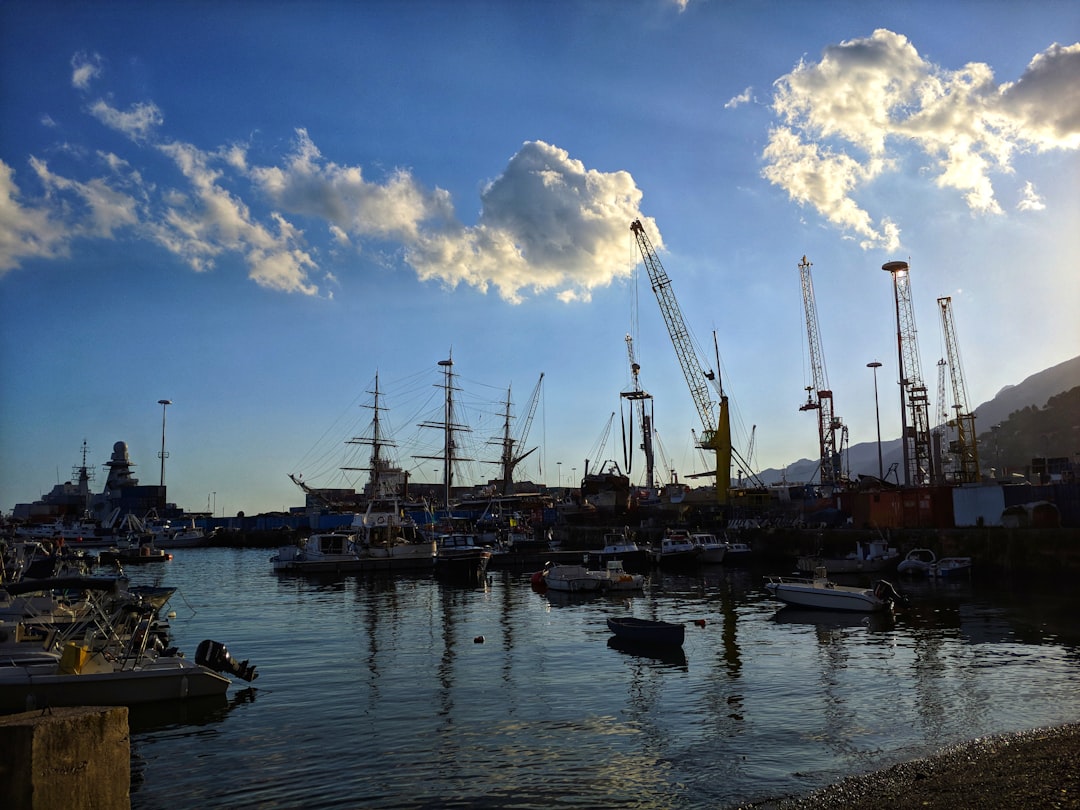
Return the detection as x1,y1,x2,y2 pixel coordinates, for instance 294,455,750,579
4,54,655,301
763,30,1080,247
1017,181,1045,211
407,141,651,303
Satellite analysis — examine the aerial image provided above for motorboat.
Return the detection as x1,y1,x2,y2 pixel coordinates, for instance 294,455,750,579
600,560,645,591
763,569,907,613
435,533,491,582
722,538,752,562
587,530,651,573
541,562,606,593
99,541,172,566
653,532,701,568
691,533,728,564
271,531,366,573
897,548,973,578
153,517,211,549
606,616,685,647
797,536,900,575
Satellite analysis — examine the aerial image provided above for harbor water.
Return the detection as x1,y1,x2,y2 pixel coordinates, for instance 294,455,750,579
123,548,1080,808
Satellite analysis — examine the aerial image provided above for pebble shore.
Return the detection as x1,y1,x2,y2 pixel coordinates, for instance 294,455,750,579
741,723,1080,809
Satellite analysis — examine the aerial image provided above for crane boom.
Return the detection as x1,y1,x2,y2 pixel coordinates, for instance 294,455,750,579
883,261,934,486
631,219,731,504
938,297,980,483
798,256,844,488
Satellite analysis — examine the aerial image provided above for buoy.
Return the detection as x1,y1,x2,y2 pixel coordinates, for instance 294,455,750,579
694,618,707,627
474,635,485,644
167,611,177,619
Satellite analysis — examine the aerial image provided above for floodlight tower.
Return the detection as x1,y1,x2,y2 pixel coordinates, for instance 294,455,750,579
882,261,933,486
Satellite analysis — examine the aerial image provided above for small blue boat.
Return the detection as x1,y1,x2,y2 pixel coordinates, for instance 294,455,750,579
606,616,685,647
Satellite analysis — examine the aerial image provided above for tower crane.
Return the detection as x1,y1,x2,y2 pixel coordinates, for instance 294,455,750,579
631,219,731,505
621,334,656,491
883,261,934,486
489,373,544,494
797,256,846,488
938,297,980,483
934,358,948,483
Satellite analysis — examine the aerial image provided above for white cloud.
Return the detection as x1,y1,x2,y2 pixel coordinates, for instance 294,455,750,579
763,30,1080,245
71,51,102,90
407,141,652,303
725,87,753,109
89,99,163,142
1017,180,1046,211
0,161,71,273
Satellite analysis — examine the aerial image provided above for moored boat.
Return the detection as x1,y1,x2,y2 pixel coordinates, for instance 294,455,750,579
763,569,907,613
271,531,366,573
691,533,727,564
435,533,491,583
541,562,606,593
797,536,899,575
897,548,973,578
653,531,700,568
587,530,651,573
606,616,685,646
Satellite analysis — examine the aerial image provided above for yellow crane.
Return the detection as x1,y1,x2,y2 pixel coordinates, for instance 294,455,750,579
631,219,731,505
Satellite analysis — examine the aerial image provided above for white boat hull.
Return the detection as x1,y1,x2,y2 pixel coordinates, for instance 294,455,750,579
764,577,889,612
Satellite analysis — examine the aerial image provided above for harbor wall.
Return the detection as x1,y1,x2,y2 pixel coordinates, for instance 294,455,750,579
0,706,129,809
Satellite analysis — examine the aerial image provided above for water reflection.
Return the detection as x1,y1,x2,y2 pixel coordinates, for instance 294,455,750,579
606,635,689,669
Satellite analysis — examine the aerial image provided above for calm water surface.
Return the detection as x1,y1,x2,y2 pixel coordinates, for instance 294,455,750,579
123,548,1080,809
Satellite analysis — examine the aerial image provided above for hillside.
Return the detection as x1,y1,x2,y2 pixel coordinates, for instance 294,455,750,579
757,354,1080,486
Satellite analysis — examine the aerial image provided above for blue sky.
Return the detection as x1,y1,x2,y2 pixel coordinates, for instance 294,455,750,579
2,1,1078,516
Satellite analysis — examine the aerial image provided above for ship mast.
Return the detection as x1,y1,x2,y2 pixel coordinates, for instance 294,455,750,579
416,354,472,510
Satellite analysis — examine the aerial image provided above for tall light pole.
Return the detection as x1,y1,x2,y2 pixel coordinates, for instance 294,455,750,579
157,399,172,487
557,461,562,488
867,362,883,479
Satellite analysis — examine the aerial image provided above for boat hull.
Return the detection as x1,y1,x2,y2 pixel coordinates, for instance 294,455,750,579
0,659,232,713
606,617,685,646
764,577,888,612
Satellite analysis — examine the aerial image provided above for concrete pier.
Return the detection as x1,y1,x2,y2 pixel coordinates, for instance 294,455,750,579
0,706,129,809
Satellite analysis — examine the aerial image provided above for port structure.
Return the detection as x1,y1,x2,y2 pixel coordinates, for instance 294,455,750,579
797,256,847,490
883,260,934,487
938,296,980,483
631,219,731,505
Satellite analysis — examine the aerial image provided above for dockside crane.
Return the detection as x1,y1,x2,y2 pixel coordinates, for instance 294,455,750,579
797,256,847,489
621,334,656,491
883,261,934,486
630,219,731,505
938,296,980,483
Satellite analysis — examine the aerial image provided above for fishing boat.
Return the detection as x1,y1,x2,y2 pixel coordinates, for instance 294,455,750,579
435,533,491,582
354,490,435,571
653,531,700,568
270,531,366,573
691,533,728,564
587,529,651,573
151,516,212,549
606,616,685,646
763,569,907,613
600,559,645,591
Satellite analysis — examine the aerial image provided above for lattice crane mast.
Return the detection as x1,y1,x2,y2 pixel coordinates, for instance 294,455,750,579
621,335,656,491
797,256,846,488
631,219,731,505
938,296,980,483
883,261,934,486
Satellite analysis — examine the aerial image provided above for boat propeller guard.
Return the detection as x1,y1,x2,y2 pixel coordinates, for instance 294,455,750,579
196,639,258,682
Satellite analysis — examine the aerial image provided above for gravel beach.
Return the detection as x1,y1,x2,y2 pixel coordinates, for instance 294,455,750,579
740,723,1080,809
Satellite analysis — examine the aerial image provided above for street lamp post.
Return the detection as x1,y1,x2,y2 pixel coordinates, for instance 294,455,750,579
867,362,883,480
157,399,172,487
557,461,562,489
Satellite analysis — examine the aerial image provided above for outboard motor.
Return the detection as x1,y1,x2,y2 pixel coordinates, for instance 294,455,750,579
196,639,258,682
873,579,910,609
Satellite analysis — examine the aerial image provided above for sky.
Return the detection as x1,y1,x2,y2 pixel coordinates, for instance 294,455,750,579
2,0,1078,517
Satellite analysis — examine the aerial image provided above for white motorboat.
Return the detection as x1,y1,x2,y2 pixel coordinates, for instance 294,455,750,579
153,517,211,549
271,531,366,573
600,559,645,591
587,530,650,573
541,562,606,593
653,532,701,568
897,548,972,578
435,533,491,582
691,533,728,564
764,569,907,613
722,538,752,562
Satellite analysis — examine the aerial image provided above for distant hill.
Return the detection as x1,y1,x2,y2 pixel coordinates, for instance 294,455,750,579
757,354,1080,486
